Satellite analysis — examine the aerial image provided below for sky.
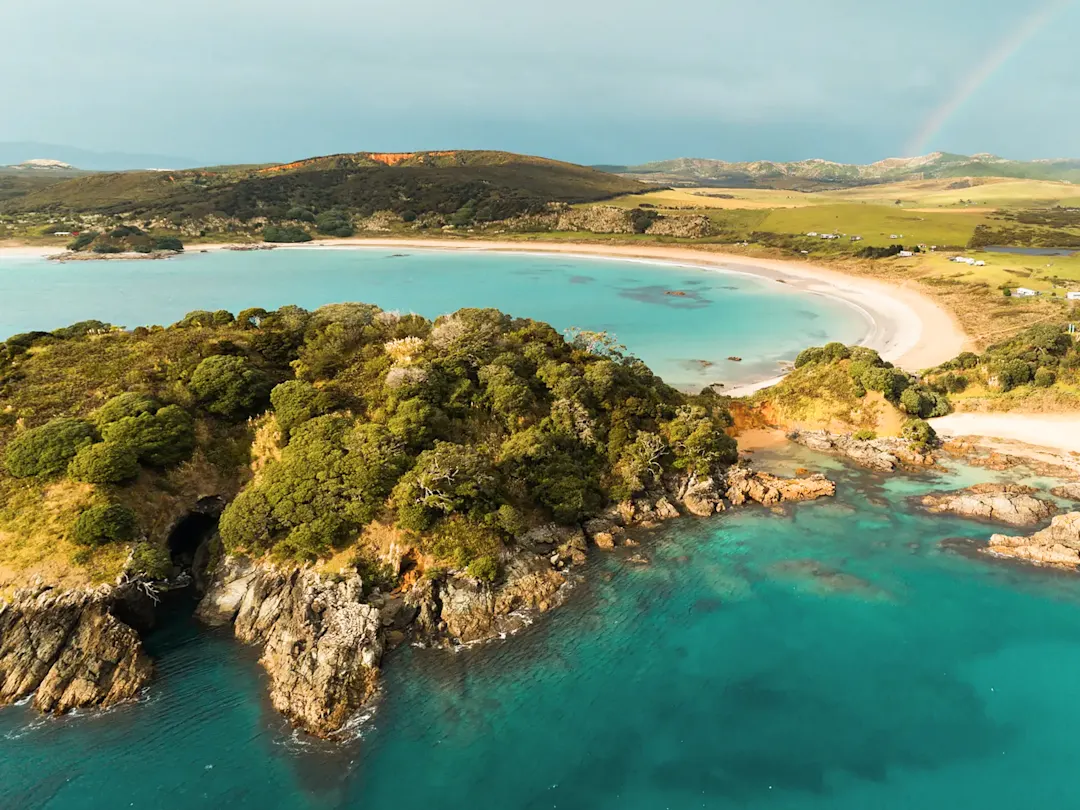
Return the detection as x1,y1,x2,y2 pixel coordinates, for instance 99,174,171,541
1,0,1078,168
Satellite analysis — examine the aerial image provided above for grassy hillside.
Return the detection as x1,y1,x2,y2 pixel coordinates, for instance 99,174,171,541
0,150,647,223
608,153,1080,190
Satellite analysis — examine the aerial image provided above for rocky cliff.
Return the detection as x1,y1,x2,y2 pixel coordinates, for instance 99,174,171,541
920,484,1058,526
196,559,384,737
0,584,152,714
195,540,575,736
988,512,1080,567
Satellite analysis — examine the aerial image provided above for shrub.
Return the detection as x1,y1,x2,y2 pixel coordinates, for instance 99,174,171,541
900,387,931,417
901,418,937,450
314,210,355,237
67,232,99,251
93,393,160,426
153,236,184,252
4,418,97,478
286,207,315,222
188,355,272,418
101,405,196,466
263,225,312,243
853,428,877,441
942,373,968,393
92,243,124,254
71,504,138,547
1034,367,1057,388
995,359,1032,392
67,442,140,483
466,554,499,583
270,379,332,437
794,347,824,368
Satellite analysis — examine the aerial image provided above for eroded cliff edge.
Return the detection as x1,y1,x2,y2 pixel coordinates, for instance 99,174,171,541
0,584,152,713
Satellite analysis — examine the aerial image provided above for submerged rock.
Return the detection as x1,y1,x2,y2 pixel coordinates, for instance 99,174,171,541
197,560,383,738
920,484,1058,527
988,512,1080,567
0,585,152,714
724,467,836,506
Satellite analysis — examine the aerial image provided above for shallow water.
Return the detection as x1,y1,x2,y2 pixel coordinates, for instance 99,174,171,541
0,248,869,389
3,447,1080,809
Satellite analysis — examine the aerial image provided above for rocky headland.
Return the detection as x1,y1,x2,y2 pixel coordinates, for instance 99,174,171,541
987,512,1080,567
186,463,837,737
788,430,934,472
920,483,1058,526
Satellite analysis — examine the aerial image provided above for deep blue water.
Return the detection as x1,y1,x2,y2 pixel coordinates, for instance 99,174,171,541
3,445,1080,809
0,247,868,389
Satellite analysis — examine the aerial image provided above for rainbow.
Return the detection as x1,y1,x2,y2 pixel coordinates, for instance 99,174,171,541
904,0,1070,157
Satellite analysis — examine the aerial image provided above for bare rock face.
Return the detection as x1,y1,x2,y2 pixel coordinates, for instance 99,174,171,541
1051,483,1080,502
678,475,726,517
921,484,1058,527
789,430,932,471
0,586,152,714
989,512,1080,567
645,215,713,238
724,467,836,506
440,553,568,644
197,560,384,737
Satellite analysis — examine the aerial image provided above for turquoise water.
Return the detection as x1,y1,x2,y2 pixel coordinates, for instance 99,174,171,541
4,446,1080,809
0,248,869,389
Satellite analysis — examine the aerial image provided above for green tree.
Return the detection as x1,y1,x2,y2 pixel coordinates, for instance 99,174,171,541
902,418,937,450
4,418,97,478
1034,367,1057,387
393,442,498,532
188,355,272,418
68,442,140,483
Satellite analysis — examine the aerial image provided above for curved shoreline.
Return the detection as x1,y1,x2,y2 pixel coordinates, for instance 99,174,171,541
0,239,968,385
265,238,968,375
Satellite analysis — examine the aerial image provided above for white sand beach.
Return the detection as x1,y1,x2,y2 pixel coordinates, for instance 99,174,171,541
931,413,1080,458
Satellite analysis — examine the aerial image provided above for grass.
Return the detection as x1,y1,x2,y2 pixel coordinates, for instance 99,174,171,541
756,203,987,247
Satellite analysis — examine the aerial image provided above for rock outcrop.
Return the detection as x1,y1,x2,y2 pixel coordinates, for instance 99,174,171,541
789,430,933,471
197,560,384,738
0,585,152,714
1052,483,1080,502
988,512,1080,567
724,467,837,506
438,553,568,644
645,215,713,238
920,484,1058,526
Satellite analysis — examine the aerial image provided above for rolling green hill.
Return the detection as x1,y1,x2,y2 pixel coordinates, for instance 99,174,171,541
1,150,648,224
604,153,1080,190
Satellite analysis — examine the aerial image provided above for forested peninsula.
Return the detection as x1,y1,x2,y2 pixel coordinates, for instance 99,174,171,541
0,303,839,736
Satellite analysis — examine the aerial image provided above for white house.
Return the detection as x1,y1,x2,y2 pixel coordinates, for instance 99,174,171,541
898,250,914,257
807,232,818,237
974,260,986,266
1014,288,1039,297
1067,291,1080,300
952,256,976,265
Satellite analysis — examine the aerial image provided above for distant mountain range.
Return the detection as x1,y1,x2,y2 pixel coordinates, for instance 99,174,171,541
0,142,199,172
598,153,1080,190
